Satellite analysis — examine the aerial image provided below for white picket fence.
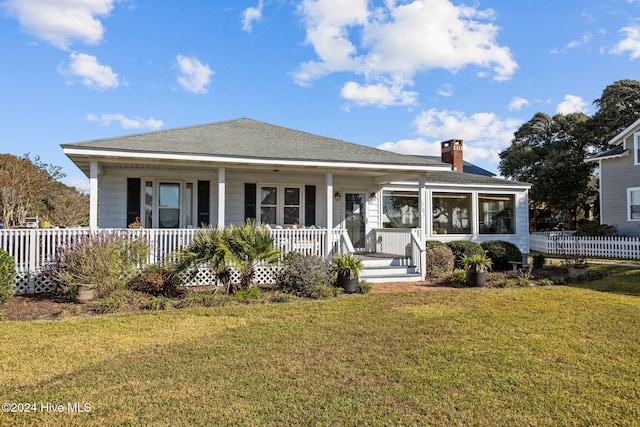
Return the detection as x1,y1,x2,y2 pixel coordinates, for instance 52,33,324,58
0,227,347,294
529,232,640,259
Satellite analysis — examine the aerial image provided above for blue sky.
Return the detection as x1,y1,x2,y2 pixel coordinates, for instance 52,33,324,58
1,0,639,190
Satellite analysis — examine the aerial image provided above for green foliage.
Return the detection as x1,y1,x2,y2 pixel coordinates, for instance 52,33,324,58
176,226,233,292
425,244,454,277
463,254,492,270
574,222,618,237
49,232,148,298
0,248,16,305
537,279,554,286
480,240,522,271
308,284,342,299
533,254,546,268
425,240,447,249
274,252,335,298
357,280,372,294
174,290,231,308
233,287,262,303
269,292,294,303
332,253,363,279
129,263,181,296
445,269,467,286
588,79,640,149
146,296,172,311
94,290,149,314
446,240,484,269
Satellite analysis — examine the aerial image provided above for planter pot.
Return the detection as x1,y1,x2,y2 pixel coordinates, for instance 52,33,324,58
337,272,358,294
38,221,51,229
75,284,97,304
465,267,486,287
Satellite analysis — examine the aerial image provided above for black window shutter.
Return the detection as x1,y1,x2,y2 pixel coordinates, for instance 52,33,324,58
126,178,141,226
197,181,210,226
305,185,316,226
245,183,257,222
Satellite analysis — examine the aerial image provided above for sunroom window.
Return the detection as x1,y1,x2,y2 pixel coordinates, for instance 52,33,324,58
382,190,419,228
432,192,471,234
628,187,640,220
479,194,515,234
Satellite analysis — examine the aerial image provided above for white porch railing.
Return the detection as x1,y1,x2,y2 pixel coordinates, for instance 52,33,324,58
372,228,426,280
530,232,640,259
0,227,346,294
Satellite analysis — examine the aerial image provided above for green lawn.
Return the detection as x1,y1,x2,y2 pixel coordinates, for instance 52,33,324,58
1,272,640,426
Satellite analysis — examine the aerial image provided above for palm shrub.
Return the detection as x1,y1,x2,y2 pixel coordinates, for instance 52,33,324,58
446,240,484,269
274,252,336,298
480,240,522,271
175,226,234,293
0,249,16,305
224,220,280,291
49,232,148,298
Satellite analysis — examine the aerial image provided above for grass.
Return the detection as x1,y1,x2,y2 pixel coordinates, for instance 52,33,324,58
1,271,640,426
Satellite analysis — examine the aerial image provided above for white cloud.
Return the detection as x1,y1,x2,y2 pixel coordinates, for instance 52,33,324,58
566,33,592,49
508,97,529,111
377,108,522,167
340,80,417,107
437,83,454,97
60,53,119,90
556,94,588,114
86,113,163,130
611,25,640,59
293,0,517,107
242,0,264,32
176,55,214,94
1,0,116,50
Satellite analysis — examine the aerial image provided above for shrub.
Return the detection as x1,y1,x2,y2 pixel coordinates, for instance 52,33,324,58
269,292,293,303
445,269,466,286
480,240,522,272
357,280,372,294
308,284,342,299
574,222,618,237
446,241,484,269
533,254,546,268
274,253,335,298
129,263,180,296
49,232,148,298
175,290,231,308
537,279,554,286
234,287,262,303
95,290,149,313
425,240,447,250
425,245,454,277
0,249,16,305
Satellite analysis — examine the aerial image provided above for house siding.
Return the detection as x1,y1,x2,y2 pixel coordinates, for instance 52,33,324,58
600,132,640,237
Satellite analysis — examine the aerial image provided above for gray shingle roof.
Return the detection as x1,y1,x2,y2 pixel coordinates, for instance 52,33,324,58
418,155,495,176
62,118,445,167
585,145,628,162
424,170,529,187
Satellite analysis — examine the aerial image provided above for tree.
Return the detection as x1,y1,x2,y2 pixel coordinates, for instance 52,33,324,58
499,112,595,230
588,79,640,149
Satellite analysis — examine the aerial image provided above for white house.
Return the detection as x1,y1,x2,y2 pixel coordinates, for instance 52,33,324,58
61,118,530,280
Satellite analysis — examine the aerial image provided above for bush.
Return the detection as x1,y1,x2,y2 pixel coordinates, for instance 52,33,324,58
446,241,484,269
234,287,262,303
480,240,522,271
357,280,372,294
129,263,180,296
308,284,342,299
533,254,546,268
175,290,231,308
0,249,16,305
445,269,467,286
274,253,335,298
269,292,293,303
146,296,172,311
94,289,149,313
425,240,447,249
425,245,454,277
49,232,148,298
574,222,618,237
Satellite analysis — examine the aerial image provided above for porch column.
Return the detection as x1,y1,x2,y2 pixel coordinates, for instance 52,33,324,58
325,172,333,258
89,161,99,230
217,168,225,230
418,175,427,240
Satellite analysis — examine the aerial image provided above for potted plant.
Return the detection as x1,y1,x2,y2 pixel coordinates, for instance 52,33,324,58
463,254,492,287
38,217,51,229
332,253,363,294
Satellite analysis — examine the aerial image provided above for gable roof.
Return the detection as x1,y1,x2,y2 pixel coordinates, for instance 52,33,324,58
62,118,447,171
418,155,495,177
585,145,629,163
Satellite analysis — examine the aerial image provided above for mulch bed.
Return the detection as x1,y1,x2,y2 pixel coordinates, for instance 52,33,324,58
1,293,98,321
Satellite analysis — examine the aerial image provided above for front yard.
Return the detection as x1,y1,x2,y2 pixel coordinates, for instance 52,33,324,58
1,265,639,426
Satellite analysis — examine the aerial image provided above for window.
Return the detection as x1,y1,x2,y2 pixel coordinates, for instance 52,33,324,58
382,190,419,228
432,192,471,234
258,185,303,226
479,194,515,234
628,187,640,221
131,179,201,228
159,183,180,228
636,133,640,165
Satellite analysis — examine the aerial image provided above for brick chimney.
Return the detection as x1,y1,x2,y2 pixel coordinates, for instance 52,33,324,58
441,139,463,172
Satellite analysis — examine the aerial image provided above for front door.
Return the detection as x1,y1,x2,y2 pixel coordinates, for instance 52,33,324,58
344,192,367,251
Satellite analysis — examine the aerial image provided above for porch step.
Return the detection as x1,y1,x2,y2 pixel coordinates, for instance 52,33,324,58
358,255,422,283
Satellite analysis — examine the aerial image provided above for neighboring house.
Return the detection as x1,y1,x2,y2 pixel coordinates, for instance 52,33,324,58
586,117,640,237
62,118,531,260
